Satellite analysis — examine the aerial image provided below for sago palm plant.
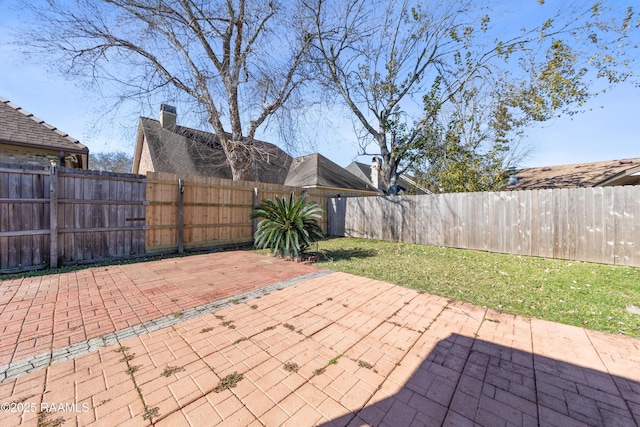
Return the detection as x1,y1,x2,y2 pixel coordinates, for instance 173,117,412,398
250,192,324,259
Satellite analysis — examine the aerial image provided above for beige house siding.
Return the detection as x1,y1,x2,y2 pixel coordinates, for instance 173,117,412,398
138,137,155,175
0,144,59,166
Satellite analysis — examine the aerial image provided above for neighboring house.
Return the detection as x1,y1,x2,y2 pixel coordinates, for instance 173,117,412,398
132,104,291,183
505,158,640,190
132,104,379,196
284,153,379,196
345,159,431,195
0,97,88,169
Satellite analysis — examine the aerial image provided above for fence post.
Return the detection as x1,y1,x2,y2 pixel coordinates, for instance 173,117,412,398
178,178,184,254
326,197,332,236
252,188,259,239
49,164,58,269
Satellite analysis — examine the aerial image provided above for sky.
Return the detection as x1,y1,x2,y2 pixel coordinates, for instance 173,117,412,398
0,1,638,170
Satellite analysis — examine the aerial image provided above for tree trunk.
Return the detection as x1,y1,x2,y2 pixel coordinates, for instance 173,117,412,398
375,131,401,192
225,141,251,181
384,155,399,190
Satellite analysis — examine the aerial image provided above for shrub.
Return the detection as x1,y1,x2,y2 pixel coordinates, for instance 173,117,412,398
250,192,324,259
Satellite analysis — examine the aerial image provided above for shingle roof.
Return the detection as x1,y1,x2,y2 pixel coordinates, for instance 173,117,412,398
284,153,378,192
506,158,640,190
0,97,87,153
139,117,292,184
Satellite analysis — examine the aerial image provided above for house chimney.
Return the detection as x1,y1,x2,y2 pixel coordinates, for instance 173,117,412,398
159,104,177,129
371,157,382,190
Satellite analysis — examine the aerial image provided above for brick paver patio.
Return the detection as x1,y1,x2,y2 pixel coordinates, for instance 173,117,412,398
0,251,638,426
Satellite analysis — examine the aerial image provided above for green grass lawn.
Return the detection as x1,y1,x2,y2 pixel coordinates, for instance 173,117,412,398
310,237,640,338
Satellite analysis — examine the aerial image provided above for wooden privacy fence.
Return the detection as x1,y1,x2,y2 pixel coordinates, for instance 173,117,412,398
145,172,331,254
4,162,638,272
1,165,335,273
0,163,146,273
328,186,640,267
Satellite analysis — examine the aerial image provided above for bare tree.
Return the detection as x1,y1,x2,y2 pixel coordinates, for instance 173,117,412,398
90,151,134,172
306,0,639,191
22,0,316,180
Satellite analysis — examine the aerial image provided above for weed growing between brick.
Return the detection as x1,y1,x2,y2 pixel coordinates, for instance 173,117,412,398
161,366,185,377
283,362,300,373
214,372,244,392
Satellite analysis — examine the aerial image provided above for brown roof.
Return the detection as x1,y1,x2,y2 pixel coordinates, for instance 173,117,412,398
0,97,88,153
284,153,379,193
507,158,640,190
137,117,292,184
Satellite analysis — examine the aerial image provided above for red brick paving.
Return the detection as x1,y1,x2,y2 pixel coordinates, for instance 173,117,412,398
0,252,639,426
0,252,319,366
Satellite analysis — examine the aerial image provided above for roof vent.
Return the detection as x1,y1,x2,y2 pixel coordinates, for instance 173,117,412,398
619,159,633,165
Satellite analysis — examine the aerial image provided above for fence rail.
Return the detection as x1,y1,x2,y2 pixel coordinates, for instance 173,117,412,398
327,186,640,267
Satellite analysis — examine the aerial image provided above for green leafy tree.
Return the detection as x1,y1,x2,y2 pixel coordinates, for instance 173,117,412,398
408,78,525,192
307,0,639,192
412,120,509,193
411,32,601,192
250,192,324,259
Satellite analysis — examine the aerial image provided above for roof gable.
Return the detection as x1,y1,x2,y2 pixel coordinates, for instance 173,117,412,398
0,97,87,153
344,161,371,182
